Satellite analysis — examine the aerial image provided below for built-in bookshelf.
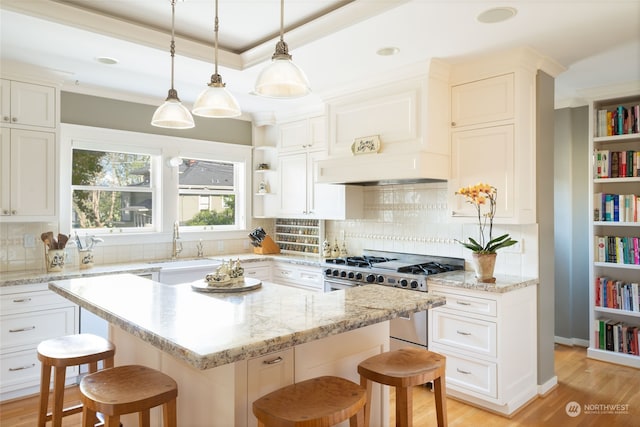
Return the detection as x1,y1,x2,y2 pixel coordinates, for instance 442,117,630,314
588,91,640,368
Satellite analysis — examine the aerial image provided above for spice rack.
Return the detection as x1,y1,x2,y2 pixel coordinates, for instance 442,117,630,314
274,218,324,256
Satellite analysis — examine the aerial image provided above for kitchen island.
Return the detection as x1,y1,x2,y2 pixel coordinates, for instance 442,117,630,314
49,274,446,427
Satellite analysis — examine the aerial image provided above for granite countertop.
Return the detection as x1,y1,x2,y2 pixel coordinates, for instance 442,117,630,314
49,274,445,370
428,270,538,293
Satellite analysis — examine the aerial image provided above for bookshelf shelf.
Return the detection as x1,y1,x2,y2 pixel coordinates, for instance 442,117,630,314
588,90,640,368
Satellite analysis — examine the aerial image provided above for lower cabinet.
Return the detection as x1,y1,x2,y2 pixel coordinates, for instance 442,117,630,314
0,283,78,401
271,262,324,292
428,284,537,416
246,349,294,427
242,261,272,282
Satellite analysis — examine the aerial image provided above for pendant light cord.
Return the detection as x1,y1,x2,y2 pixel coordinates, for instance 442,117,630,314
279,0,284,42
214,0,219,77
169,0,176,93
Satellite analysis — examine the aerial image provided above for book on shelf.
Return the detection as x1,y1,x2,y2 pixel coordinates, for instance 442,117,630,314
597,103,640,137
594,318,639,356
595,277,640,312
593,193,639,222
594,150,638,178
594,235,640,264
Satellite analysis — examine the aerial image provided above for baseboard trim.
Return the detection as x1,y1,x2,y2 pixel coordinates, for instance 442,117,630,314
554,336,589,347
537,375,558,396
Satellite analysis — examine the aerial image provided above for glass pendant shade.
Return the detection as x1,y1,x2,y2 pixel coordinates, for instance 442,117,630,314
254,54,311,98
193,75,241,118
151,90,195,129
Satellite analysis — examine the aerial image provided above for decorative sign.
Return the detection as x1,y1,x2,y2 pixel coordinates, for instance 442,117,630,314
351,135,381,155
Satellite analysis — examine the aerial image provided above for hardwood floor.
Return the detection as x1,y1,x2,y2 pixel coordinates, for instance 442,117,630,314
1,345,638,426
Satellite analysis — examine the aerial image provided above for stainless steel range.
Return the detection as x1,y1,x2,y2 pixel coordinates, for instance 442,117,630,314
323,250,464,350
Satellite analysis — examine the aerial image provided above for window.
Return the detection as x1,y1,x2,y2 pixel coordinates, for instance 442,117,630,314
71,148,156,231
178,158,242,229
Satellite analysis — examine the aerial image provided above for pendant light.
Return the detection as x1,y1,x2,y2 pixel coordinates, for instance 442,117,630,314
151,0,195,129
192,0,241,118
254,0,311,98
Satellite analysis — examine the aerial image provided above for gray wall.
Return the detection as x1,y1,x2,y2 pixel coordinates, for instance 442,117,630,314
536,71,556,386
554,106,590,343
61,92,252,145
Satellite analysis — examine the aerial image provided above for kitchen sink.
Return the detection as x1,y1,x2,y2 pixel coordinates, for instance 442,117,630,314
148,258,221,270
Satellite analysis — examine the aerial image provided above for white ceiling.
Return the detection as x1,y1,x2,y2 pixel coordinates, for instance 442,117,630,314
1,0,639,122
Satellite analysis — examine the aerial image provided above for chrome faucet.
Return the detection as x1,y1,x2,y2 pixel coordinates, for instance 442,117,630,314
172,221,183,259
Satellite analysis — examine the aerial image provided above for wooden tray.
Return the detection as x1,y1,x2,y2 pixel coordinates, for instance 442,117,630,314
191,277,262,293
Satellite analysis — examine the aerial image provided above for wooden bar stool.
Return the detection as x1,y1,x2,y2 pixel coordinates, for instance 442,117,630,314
358,347,447,427
37,333,115,427
79,364,178,427
253,376,366,427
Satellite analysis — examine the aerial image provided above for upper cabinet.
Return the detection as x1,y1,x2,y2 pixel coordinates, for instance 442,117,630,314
448,49,564,224
1,79,56,129
278,116,326,154
0,77,59,222
276,116,363,220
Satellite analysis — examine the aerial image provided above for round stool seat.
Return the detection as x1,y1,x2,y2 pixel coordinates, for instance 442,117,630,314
358,347,447,427
253,376,366,427
80,365,178,427
37,333,115,427
38,333,115,367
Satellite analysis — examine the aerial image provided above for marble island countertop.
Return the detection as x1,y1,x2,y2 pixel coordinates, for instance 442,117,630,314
428,270,538,293
49,274,445,370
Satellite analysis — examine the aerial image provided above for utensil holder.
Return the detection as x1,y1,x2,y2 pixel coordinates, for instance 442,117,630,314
78,249,94,269
45,249,66,272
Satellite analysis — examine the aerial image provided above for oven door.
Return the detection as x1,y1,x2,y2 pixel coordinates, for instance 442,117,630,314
389,310,428,350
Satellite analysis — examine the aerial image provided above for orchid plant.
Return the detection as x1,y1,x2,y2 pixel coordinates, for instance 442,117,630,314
455,183,517,254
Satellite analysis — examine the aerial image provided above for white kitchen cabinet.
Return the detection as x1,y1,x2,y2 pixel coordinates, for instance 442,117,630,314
447,48,560,225
246,348,294,427
271,262,324,293
0,283,78,401
242,261,272,282
278,150,363,219
450,124,515,219
278,116,326,154
428,284,537,416
0,79,56,128
0,127,56,219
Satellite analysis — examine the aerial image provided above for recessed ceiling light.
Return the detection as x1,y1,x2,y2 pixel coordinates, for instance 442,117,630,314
96,57,118,65
377,47,400,57
477,7,517,24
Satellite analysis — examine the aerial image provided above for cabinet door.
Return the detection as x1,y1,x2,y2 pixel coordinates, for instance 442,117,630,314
8,81,56,128
0,80,9,125
247,348,294,427
278,153,308,216
450,125,514,219
279,119,308,153
308,116,326,151
9,129,56,216
451,74,514,128
0,128,9,216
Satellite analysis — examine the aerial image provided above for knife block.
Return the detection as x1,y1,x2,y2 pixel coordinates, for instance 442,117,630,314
253,235,280,254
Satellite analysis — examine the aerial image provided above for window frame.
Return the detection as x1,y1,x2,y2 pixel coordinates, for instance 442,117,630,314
60,124,252,245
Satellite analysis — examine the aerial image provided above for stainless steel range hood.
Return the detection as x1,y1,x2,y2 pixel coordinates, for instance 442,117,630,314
315,151,449,185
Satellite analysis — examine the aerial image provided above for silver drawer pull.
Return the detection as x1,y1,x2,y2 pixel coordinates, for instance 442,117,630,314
9,363,36,371
12,298,32,303
263,356,283,365
456,330,471,336
9,326,36,333
456,368,472,375
456,300,471,306
398,315,411,321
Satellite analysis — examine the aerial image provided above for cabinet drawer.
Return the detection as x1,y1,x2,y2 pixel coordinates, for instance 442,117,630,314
1,307,76,351
1,349,78,396
243,266,271,281
431,311,496,357
272,265,324,292
433,290,497,317
432,345,497,399
1,290,71,314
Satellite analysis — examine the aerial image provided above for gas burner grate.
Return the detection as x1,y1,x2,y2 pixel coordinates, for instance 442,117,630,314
324,256,395,268
397,262,464,275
